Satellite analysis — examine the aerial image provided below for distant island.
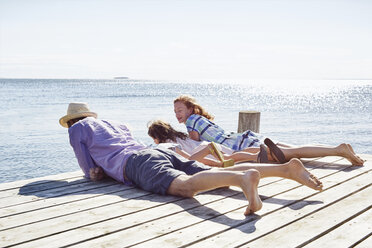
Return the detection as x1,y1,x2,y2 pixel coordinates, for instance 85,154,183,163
113,77,129,79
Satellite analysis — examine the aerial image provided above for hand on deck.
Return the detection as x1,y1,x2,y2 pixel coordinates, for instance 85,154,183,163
89,167,105,181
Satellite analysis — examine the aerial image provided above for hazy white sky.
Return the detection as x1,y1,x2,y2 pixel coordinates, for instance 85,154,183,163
1,0,371,80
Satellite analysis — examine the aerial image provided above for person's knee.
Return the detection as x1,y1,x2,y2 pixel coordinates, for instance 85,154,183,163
167,175,197,198
180,186,197,198
246,169,260,181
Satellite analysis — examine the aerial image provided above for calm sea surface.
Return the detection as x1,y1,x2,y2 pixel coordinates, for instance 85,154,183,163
0,78,371,183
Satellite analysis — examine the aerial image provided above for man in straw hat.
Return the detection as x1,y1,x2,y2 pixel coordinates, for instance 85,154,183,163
60,102,322,215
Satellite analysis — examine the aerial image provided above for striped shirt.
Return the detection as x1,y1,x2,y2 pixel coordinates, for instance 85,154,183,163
185,114,264,151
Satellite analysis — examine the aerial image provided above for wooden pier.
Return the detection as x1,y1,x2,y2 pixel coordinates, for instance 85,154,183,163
0,155,371,247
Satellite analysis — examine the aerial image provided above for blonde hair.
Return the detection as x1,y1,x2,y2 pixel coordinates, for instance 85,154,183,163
147,119,188,143
173,95,214,120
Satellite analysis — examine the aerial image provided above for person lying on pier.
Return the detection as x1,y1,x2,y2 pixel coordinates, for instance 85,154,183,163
147,119,270,167
60,102,323,215
173,95,365,166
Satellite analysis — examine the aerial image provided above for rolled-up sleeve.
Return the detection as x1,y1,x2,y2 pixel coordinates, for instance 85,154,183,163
69,125,97,179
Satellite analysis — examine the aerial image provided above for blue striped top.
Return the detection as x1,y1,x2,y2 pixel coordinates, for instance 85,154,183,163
185,114,263,151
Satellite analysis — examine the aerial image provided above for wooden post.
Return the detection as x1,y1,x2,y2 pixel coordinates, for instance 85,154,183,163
238,111,260,133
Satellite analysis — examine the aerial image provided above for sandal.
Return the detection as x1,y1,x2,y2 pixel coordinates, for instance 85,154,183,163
257,144,269,163
264,138,286,163
209,142,235,168
222,159,235,168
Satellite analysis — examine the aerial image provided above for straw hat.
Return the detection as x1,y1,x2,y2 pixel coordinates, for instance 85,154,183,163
59,102,97,128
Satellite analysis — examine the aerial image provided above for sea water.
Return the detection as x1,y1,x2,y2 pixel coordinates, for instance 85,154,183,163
0,78,371,183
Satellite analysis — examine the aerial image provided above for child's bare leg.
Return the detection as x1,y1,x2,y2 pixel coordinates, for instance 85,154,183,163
189,145,211,160
167,169,263,215
280,143,364,166
277,142,295,148
189,146,222,167
225,151,257,163
223,158,323,191
197,158,222,167
241,147,260,153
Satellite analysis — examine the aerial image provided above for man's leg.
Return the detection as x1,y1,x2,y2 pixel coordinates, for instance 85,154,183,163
167,169,262,215
223,158,323,191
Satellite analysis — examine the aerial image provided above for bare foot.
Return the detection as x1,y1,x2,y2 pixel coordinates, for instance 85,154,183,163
286,158,323,191
338,143,364,166
346,143,356,154
348,145,366,165
347,144,366,165
240,169,263,215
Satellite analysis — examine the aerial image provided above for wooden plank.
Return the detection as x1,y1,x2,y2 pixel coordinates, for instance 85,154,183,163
5,159,360,246
39,161,369,247
354,235,372,248
1,174,304,246
0,183,133,219
0,171,83,191
0,176,88,199
0,189,238,247
0,186,148,231
245,186,371,247
302,208,372,248
0,179,118,208
0,155,369,247
124,167,371,248
0,156,339,232
0,155,340,215
3,173,292,247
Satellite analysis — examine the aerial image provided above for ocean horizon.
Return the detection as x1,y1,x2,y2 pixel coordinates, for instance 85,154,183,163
1,78,371,183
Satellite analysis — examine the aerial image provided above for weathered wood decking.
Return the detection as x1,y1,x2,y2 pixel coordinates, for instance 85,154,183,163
0,155,371,247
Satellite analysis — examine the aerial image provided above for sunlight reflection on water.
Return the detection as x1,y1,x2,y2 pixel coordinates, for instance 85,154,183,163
0,78,371,183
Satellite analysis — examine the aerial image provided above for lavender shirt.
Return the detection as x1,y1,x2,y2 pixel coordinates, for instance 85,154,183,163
68,117,147,183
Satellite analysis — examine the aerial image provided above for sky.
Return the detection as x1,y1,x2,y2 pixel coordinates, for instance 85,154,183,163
0,0,372,80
